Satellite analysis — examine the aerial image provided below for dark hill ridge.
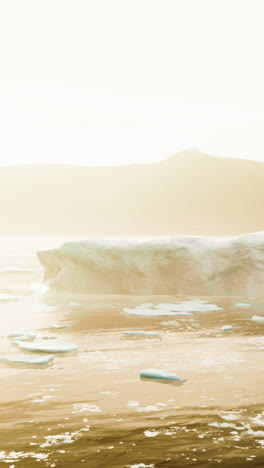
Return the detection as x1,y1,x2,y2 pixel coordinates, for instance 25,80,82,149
1,150,263,236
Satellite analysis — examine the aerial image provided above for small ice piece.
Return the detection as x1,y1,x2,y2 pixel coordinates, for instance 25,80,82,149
155,300,222,313
129,464,155,468
235,303,251,309
42,334,58,340
123,331,159,338
9,334,34,342
17,340,78,353
7,331,36,340
0,354,55,365
144,430,159,437
140,368,186,385
221,325,233,332
251,315,264,323
127,401,140,407
49,324,71,329
124,308,192,317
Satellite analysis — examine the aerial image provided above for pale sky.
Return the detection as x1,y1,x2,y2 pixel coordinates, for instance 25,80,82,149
0,0,264,166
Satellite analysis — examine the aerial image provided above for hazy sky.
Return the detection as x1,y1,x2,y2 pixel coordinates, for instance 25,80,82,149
0,0,264,166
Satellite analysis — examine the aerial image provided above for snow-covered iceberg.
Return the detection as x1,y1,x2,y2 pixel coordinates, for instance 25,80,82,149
140,368,186,385
37,233,264,296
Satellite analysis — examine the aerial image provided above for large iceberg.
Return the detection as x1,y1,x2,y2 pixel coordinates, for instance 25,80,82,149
37,233,264,296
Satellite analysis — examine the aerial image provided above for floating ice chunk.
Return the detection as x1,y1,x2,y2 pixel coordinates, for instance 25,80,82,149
124,308,192,317
129,463,155,467
127,401,140,407
7,330,36,340
144,430,159,437
208,422,244,430
221,412,241,421
0,293,17,302
123,331,159,338
9,334,35,342
73,403,101,413
136,303,154,309
42,334,58,340
49,324,71,329
137,405,160,412
17,340,78,353
235,303,251,309
0,354,54,365
155,300,222,313
140,368,186,385
221,325,233,332
251,315,264,323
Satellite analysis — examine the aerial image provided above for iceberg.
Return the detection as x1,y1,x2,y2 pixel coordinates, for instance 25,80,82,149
16,340,78,353
0,354,55,365
140,368,186,385
37,233,264,296
251,315,264,323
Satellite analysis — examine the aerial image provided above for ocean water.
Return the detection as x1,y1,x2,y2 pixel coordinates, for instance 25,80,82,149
0,237,264,467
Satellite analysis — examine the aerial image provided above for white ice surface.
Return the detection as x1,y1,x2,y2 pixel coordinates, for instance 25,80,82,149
123,331,159,337
7,331,36,340
0,354,55,365
49,324,71,329
124,308,192,317
235,303,252,309
155,300,222,313
16,340,78,353
0,293,17,302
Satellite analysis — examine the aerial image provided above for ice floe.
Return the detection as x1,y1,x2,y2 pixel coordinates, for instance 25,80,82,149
0,293,17,302
251,315,264,323
7,330,36,340
0,354,55,365
129,464,155,468
221,325,234,332
155,301,222,313
16,339,78,353
124,308,192,317
49,324,71,329
140,368,186,385
73,403,101,413
122,331,160,338
235,303,252,309
124,300,222,317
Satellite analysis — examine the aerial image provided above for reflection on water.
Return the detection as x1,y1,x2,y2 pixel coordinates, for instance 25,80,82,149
0,238,264,467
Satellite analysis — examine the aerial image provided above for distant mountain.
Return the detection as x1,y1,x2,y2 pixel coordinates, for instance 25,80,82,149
1,150,263,236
